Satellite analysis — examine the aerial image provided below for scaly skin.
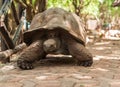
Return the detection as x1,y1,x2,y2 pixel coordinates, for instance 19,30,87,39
62,33,93,67
17,40,46,70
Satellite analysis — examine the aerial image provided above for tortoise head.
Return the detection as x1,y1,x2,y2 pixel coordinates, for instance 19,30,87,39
43,30,61,53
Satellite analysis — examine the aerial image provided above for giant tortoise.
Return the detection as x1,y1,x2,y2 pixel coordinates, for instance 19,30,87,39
17,7,93,70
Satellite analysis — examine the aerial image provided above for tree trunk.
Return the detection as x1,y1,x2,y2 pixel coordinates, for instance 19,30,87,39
0,43,27,62
38,0,46,13
112,0,120,7
0,0,9,51
34,0,46,13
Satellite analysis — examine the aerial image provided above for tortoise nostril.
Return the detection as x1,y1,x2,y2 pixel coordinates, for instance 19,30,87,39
50,44,55,48
43,38,58,52
49,45,53,48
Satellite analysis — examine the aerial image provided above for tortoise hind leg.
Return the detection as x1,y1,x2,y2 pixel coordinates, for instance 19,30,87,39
67,38,93,67
17,40,46,70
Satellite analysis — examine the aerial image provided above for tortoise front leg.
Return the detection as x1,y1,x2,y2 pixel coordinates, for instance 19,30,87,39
65,37,93,67
17,40,46,70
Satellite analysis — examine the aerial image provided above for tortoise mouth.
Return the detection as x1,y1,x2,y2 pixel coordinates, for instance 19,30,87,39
43,38,61,53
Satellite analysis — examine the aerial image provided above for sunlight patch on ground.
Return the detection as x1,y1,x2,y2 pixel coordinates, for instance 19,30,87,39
94,41,111,46
91,68,109,72
94,55,120,60
71,74,93,80
36,76,48,80
92,47,111,50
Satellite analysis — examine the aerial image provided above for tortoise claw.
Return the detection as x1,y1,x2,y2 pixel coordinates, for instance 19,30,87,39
17,59,33,70
77,60,93,67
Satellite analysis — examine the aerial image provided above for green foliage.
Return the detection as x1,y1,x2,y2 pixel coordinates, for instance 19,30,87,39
47,0,119,16
14,0,120,23
82,0,100,16
101,0,119,16
28,0,120,17
32,0,36,5
47,0,74,11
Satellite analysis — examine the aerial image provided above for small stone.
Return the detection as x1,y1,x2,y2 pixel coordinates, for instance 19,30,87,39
71,74,92,80
36,76,48,80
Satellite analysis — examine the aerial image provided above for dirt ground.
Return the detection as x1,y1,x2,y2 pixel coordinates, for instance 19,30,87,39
0,39,120,87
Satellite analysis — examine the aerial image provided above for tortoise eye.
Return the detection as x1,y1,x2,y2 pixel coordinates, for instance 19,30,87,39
49,33,55,38
46,30,59,38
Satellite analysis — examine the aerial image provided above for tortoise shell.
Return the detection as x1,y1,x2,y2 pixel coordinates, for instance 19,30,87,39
23,7,86,45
